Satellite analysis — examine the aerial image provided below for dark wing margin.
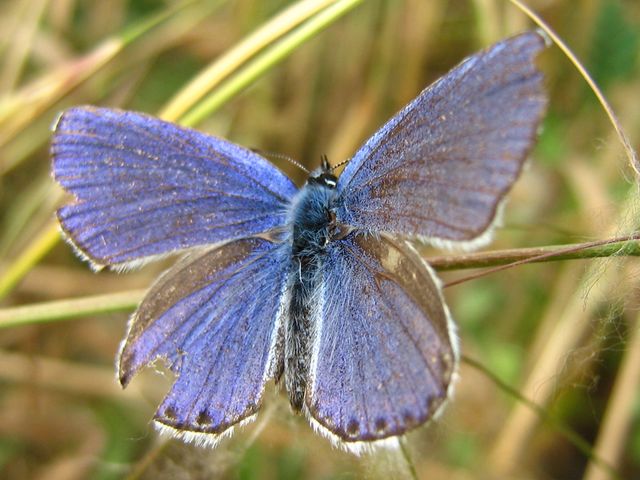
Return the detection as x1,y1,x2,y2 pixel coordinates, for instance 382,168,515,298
51,107,297,269
118,237,289,446
305,234,457,452
335,31,548,248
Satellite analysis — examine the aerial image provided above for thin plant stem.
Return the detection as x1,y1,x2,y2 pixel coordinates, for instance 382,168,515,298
125,441,170,480
1,236,638,328
0,0,48,93
0,221,60,301
507,0,639,177
583,312,640,480
0,0,209,151
430,235,640,272
463,355,622,480
0,289,146,328
439,234,640,288
160,0,337,122
180,0,365,127
398,438,419,480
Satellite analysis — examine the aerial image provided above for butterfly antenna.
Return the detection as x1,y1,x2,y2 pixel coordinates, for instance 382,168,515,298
329,157,351,172
251,148,309,174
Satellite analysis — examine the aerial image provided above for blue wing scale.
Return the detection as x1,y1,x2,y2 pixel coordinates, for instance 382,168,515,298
335,31,548,247
52,107,297,267
118,237,289,440
306,234,457,445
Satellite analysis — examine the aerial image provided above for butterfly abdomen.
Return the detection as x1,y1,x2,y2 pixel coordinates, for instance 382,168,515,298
285,174,338,412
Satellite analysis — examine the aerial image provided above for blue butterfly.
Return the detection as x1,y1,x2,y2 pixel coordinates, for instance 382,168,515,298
51,31,547,452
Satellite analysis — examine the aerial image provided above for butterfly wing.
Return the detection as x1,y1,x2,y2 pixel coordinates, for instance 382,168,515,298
334,31,547,247
118,237,289,443
52,107,297,268
305,234,456,448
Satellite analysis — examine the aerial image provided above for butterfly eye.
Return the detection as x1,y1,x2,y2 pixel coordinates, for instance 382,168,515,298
307,172,337,188
323,176,337,188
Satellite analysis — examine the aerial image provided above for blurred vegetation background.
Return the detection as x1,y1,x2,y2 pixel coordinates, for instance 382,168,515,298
0,0,639,479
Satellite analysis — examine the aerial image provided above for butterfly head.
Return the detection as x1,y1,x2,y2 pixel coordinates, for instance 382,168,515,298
307,155,337,189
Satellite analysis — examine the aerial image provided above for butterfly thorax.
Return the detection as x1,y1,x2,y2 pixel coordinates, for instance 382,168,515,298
291,184,336,254
284,165,340,412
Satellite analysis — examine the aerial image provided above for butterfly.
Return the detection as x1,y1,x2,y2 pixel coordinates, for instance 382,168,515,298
51,31,548,453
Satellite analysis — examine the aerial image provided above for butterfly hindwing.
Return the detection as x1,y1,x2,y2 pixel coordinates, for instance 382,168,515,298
118,237,289,443
305,234,457,448
52,107,297,268
335,31,548,247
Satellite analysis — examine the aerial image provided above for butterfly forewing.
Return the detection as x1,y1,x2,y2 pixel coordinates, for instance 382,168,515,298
306,234,457,445
335,31,548,246
119,237,289,441
52,107,297,268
